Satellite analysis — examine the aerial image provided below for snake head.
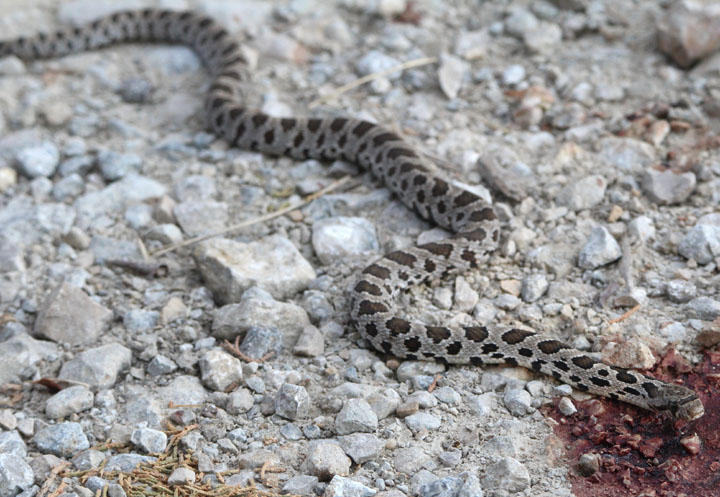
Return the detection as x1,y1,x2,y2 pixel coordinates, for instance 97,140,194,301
646,383,704,421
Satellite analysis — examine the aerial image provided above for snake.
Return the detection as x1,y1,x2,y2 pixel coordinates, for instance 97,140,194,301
0,9,703,421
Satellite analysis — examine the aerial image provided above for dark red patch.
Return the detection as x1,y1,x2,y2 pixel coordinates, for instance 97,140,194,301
544,349,719,497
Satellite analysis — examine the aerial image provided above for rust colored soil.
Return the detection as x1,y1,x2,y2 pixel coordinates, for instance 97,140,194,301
546,349,720,497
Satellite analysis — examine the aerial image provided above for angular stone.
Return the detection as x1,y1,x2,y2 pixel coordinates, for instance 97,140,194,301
305,440,351,481
658,0,720,68
130,428,167,454
679,223,720,264
0,332,59,385
198,349,243,391
34,282,111,345
555,175,607,211
195,236,315,303
104,453,156,473
0,431,26,457
482,457,530,493
33,422,89,457
578,226,621,269
46,385,94,419
335,398,378,435
212,287,312,346
641,169,696,205
173,200,229,237
312,216,379,265
324,475,377,497
275,383,310,420
338,433,384,464
59,343,132,389
0,453,34,497
293,325,325,357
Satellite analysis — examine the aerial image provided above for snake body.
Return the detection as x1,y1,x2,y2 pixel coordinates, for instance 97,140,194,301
0,9,703,420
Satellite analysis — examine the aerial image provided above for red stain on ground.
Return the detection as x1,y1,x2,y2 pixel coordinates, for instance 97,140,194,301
545,349,720,497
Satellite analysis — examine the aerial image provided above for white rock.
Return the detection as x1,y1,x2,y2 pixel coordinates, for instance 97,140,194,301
195,235,316,303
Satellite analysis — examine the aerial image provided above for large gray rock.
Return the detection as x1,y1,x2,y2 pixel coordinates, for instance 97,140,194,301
0,332,59,385
33,422,89,457
305,440,351,481
34,282,112,345
46,385,94,419
195,235,315,303
211,287,311,346
0,453,34,497
311,216,379,265
658,0,720,68
59,343,131,388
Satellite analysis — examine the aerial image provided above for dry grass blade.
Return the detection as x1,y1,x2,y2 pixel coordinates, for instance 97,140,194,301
608,304,641,324
309,56,437,108
151,175,354,257
46,424,300,497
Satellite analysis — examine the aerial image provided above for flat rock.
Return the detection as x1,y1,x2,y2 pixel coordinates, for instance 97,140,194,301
157,375,207,406
173,200,229,236
679,223,720,264
59,343,132,389
338,433,384,464
658,0,720,68
46,385,94,419
312,216,379,265
0,332,59,385
555,175,607,211
211,287,312,346
305,439,351,481
198,349,243,391
641,169,696,205
482,456,530,494
34,282,112,345
33,422,89,458
195,235,315,303
74,174,166,223
0,453,34,497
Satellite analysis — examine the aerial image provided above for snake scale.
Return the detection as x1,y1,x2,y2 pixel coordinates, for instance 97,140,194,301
0,9,703,420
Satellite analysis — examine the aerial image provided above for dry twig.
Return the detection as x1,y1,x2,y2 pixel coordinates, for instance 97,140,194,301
151,175,353,257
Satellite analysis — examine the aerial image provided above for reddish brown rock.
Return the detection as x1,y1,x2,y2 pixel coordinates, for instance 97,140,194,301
658,0,720,68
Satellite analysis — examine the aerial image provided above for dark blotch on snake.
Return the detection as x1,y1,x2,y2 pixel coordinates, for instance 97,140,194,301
502,329,535,345
464,326,488,342
446,342,462,355
362,264,391,279
354,281,382,296
571,355,597,370
357,300,388,316
642,382,660,398
538,340,569,354
553,360,570,372
386,318,411,334
364,323,378,337
481,343,499,354
352,121,373,137
372,132,399,147
251,114,268,127
404,337,422,353
590,377,611,388
280,118,295,132
615,369,638,384
426,326,451,343
385,251,417,267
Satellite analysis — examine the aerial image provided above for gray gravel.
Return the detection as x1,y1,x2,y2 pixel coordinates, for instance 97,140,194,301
0,0,718,496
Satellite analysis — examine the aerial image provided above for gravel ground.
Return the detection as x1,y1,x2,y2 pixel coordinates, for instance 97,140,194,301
0,1,719,497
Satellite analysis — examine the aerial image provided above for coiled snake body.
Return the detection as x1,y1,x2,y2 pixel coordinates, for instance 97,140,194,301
0,9,703,420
